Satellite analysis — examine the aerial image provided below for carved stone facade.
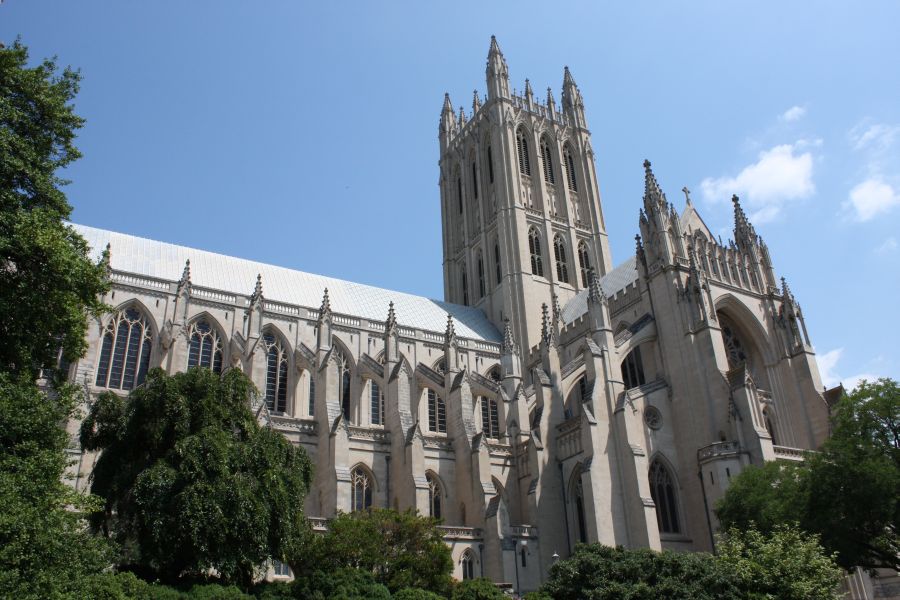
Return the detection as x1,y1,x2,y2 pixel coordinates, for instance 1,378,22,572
65,38,843,594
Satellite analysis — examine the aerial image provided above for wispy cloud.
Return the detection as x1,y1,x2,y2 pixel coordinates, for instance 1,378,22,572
843,178,900,222
875,237,898,254
816,347,878,391
779,105,806,122
849,122,900,153
699,143,814,223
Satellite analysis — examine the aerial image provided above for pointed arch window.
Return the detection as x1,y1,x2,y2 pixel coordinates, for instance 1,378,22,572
540,138,555,184
95,307,153,390
481,396,500,439
187,319,223,373
471,161,478,199
487,145,494,183
494,241,502,284
461,550,475,580
426,472,442,519
516,128,531,176
427,389,447,433
554,235,570,283
573,471,588,544
477,252,486,298
457,176,463,214
564,145,578,192
263,332,289,413
649,459,681,534
578,241,591,288
370,380,384,425
308,373,315,417
528,228,544,277
335,348,352,421
621,346,646,390
351,466,373,512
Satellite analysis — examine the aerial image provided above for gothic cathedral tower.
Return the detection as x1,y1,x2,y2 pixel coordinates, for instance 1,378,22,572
439,37,613,352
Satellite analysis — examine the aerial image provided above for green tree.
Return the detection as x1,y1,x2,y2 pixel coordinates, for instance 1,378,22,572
537,544,743,600
717,524,843,600
80,367,313,587
296,508,453,595
717,378,900,571
450,577,506,600
290,567,392,600
0,40,108,378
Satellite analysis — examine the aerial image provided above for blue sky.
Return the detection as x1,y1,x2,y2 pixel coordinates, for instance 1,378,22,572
3,1,898,388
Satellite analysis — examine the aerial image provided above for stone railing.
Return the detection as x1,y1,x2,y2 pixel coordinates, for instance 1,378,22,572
111,271,170,291
348,426,391,444
308,517,329,531
511,525,538,538
438,526,483,540
697,440,741,462
192,287,237,305
773,445,806,462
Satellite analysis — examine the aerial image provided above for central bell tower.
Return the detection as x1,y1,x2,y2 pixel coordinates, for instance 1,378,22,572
439,36,613,352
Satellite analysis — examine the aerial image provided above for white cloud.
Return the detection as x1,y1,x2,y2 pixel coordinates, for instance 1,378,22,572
849,122,900,153
780,105,806,122
843,178,900,222
875,237,898,254
816,347,878,391
699,143,815,223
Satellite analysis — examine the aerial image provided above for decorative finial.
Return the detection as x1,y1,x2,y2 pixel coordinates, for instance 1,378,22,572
551,293,562,323
250,273,263,303
502,318,518,355
445,314,457,346
100,242,112,277
319,288,331,316
524,78,533,98
472,89,481,113
385,301,397,333
540,303,553,346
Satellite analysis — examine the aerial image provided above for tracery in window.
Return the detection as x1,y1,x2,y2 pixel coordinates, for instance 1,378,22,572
649,459,681,534
95,307,153,390
335,347,352,421
426,472,442,519
721,323,749,370
427,389,447,433
351,466,373,512
540,137,555,184
578,241,591,288
461,550,475,580
263,332,289,413
187,319,223,373
528,228,544,277
516,127,531,176
563,144,578,192
480,396,500,439
554,235,569,283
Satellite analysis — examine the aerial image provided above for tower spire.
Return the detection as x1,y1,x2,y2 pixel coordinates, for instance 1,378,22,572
472,89,481,114
561,66,586,126
732,194,757,251
643,159,667,213
250,273,263,304
439,93,456,150
485,35,510,100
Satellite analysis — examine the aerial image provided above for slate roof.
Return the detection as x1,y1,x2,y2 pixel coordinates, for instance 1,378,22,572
560,256,639,324
73,223,501,342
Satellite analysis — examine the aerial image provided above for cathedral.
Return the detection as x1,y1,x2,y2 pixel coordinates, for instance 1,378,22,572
66,37,836,593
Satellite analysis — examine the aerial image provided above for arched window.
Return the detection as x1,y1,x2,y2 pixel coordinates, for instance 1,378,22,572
471,161,478,199
494,242,502,284
370,380,384,425
308,373,315,417
487,145,494,183
487,366,501,382
480,396,500,439
516,128,531,176
263,332,289,413
621,347,646,390
461,268,469,305
351,466,373,512
426,472,442,519
564,145,578,192
578,241,591,288
721,322,749,369
335,347,352,421
95,307,153,390
528,228,544,277
540,137,555,184
427,389,447,433
461,550,475,580
573,470,588,544
457,176,463,214
187,319,223,373
554,235,570,283
477,251,486,298
649,459,681,534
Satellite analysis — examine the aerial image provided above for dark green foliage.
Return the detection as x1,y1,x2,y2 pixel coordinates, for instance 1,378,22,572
538,544,743,600
0,40,109,378
294,508,453,595
291,567,391,600
0,374,114,599
394,587,446,600
717,525,843,600
450,577,506,600
717,377,900,571
81,367,314,586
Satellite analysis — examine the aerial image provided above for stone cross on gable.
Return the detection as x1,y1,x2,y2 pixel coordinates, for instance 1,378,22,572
682,186,692,205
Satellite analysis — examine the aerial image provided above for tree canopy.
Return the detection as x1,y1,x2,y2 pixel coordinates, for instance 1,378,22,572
81,367,314,586
294,508,453,595
717,377,900,571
